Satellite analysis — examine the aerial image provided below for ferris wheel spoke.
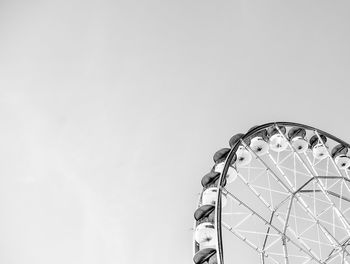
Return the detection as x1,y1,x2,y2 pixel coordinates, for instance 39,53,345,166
222,188,325,264
238,140,335,260
269,164,347,260
222,221,284,264
302,155,350,239
241,140,292,193
246,132,348,261
222,221,264,253
324,246,350,264
274,127,350,235
311,132,350,233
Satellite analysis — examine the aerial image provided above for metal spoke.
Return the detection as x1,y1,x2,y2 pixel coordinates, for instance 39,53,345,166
223,188,325,264
242,137,349,262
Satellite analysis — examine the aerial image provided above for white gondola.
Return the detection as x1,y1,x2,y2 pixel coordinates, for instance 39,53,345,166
235,146,252,167
194,222,216,247
250,136,269,156
214,162,238,183
312,143,328,160
291,136,309,153
202,187,227,207
269,134,288,152
335,155,350,169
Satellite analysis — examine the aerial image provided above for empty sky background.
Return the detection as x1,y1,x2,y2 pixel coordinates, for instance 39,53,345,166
0,1,350,264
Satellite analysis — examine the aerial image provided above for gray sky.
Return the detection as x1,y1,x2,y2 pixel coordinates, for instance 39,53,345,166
0,1,350,264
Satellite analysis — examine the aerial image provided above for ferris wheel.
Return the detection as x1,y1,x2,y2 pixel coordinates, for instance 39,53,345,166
193,122,350,264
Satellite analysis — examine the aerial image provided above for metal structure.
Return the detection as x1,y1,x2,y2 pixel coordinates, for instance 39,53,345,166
193,122,350,264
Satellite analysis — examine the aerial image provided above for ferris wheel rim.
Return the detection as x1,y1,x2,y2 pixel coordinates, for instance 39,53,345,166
213,121,350,264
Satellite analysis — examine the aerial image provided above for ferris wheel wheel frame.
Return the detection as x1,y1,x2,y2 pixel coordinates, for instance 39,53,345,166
194,121,350,264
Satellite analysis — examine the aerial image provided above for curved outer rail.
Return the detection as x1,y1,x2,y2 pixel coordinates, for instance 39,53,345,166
210,121,350,264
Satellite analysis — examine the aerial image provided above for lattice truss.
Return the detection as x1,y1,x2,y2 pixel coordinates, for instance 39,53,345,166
222,131,350,264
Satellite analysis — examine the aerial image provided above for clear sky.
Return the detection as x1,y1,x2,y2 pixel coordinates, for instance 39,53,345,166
0,1,350,264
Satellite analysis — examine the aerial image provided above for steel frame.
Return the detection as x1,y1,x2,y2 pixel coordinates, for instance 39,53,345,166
238,140,346,264
205,122,350,264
